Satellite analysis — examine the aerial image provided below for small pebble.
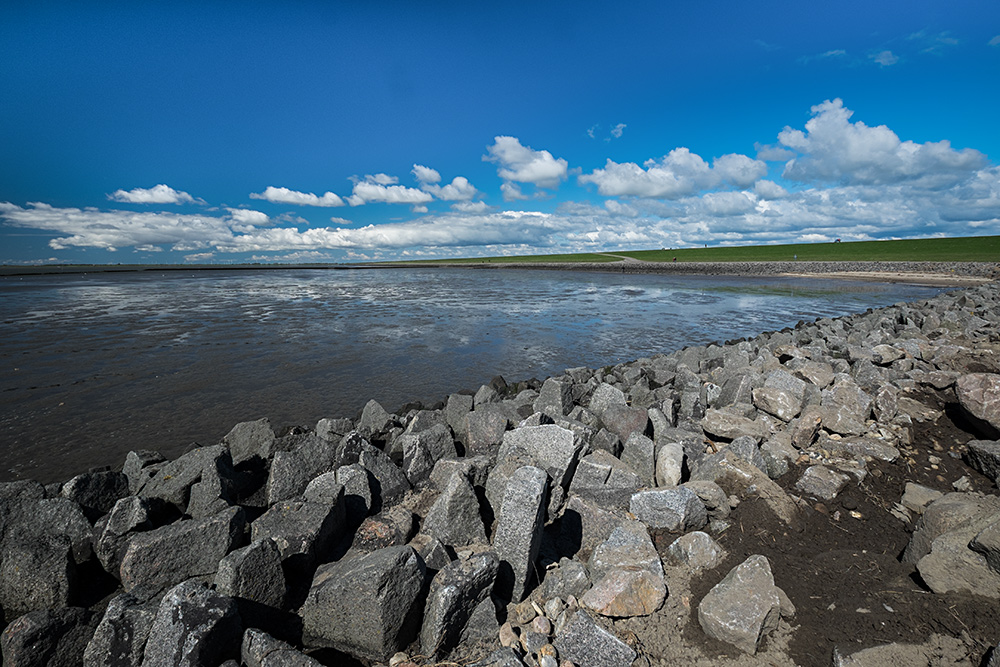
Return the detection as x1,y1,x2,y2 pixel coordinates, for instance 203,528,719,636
531,615,552,635
544,596,566,620
538,656,558,667
512,599,537,625
538,643,558,659
953,476,972,492
388,653,409,667
499,621,519,648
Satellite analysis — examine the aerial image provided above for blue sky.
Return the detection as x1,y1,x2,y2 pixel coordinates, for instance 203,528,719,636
2,2,999,264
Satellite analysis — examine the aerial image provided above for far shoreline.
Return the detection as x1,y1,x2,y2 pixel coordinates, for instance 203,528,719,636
1,259,996,287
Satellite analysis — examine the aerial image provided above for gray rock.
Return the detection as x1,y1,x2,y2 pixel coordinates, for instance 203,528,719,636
794,465,850,501
760,438,797,479
821,379,873,422
537,557,592,602
421,473,487,548
420,551,499,658
251,498,345,567
588,519,662,582
315,417,354,443
357,399,396,441
242,628,321,667
588,383,627,417
302,545,427,662
445,393,475,442
301,473,343,505
493,466,548,602
620,432,655,486
900,483,944,515
534,378,574,417
655,441,684,487
683,480,731,520
400,424,457,485
33,498,93,565
429,456,492,491
583,520,665,618
724,435,766,472
752,387,801,422
690,450,797,524
2,607,98,667
222,418,276,466
701,408,769,442
120,506,246,593
469,647,528,667
553,610,636,667
61,471,129,520
666,531,724,570
717,373,757,408
358,441,411,509
826,436,899,463
408,533,453,571
122,451,166,495
600,404,650,443
873,385,899,423
697,555,783,654
764,369,808,399
404,409,448,435
465,405,511,456
140,445,236,514
971,519,1000,574
581,567,665,618
351,506,417,553
334,463,375,526
265,451,314,506
498,425,583,490
903,492,1000,564
84,592,158,667
916,511,1000,598
966,440,1000,483
957,373,1000,438
141,580,242,667
94,496,156,576
629,487,707,532
214,538,287,610
474,383,501,406
568,450,642,510
0,529,76,618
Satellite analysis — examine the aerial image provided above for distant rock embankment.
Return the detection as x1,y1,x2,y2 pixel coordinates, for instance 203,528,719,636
443,260,1000,285
3,280,1000,666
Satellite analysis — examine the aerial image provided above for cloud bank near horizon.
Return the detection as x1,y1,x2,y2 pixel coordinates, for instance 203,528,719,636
2,100,998,262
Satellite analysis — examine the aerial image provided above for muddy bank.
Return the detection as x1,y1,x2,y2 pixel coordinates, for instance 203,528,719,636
419,260,1000,287
3,279,1000,667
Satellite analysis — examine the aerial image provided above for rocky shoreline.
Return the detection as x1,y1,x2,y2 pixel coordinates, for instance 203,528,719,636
3,277,1000,666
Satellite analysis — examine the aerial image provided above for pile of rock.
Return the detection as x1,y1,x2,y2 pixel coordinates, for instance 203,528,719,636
2,279,1000,666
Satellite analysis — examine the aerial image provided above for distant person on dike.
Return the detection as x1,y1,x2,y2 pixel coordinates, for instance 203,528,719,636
673,257,677,262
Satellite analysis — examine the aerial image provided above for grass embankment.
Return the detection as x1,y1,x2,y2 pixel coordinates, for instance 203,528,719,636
407,252,620,264
410,236,1000,264
618,236,1000,263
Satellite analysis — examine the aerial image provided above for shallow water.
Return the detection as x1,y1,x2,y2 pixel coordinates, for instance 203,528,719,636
0,267,944,483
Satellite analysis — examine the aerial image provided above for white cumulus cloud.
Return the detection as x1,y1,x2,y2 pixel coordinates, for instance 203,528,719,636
778,98,987,187
579,148,766,198
108,184,198,205
484,136,568,189
346,176,434,206
412,164,441,184
250,186,346,207
422,176,478,201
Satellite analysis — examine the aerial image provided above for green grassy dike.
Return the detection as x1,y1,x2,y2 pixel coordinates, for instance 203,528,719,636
408,235,1000,264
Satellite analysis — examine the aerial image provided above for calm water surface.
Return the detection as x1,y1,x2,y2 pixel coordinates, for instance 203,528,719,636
0,267,944,483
